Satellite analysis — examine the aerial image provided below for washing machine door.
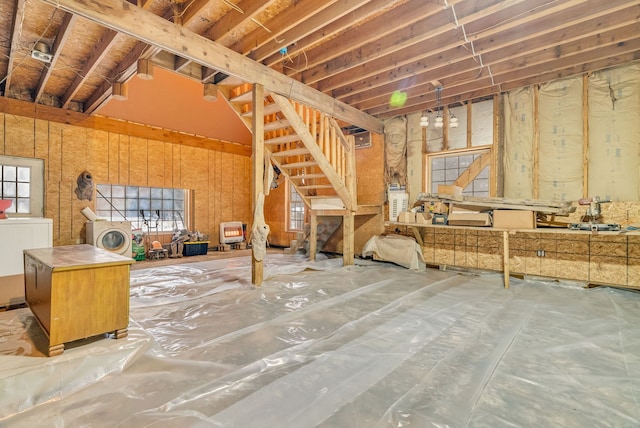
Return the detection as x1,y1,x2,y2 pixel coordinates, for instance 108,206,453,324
96,229,130,255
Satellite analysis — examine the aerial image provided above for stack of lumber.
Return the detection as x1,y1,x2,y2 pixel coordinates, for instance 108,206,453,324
416,193,576,216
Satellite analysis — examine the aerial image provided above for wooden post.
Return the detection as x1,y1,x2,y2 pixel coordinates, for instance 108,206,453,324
343,212,355,266
252,83,265,286
309,212,318,262
503,230,510,289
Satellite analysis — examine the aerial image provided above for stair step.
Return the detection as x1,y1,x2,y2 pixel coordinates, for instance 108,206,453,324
264,119,290,132
241,103,281,117
230,91,254,104
297,184,334,189
265,134,301,145
281,160,317,169
289,173,326,180
271,148,310,157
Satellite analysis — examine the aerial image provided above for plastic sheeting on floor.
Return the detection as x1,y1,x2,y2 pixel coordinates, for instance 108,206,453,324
1,253,639,427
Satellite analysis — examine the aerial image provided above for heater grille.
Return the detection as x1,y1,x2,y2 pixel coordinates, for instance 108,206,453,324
220,221,244,244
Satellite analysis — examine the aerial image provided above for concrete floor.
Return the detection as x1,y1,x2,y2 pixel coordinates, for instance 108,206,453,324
1,253,639,427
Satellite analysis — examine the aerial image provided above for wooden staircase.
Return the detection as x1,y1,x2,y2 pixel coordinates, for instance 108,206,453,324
220,80,357,213
218,79,381,265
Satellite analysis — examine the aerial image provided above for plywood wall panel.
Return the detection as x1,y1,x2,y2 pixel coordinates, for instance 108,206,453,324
47,123,63,183
57,182,73,245
209,149,222,245
0,113,5,154
4,115,35,158
147,139,165,187
34,119,49,162
1,112,251,247
128,136,149,186
60,126,87,183
107,133,120,184
87,129,109,182
220,152,234,223
557,253,589,281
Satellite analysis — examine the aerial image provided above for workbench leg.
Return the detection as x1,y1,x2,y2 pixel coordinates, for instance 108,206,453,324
309,213,318,262
503,231,510,289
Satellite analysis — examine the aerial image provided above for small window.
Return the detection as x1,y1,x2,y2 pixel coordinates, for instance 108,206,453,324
288,182,305,231
96,184,188,232
0,156,44,217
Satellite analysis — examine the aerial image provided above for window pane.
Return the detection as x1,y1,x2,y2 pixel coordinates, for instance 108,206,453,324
5,198,16,213
97,184,111,197
3,166,16,181
126,187,138,198
3,182,16,197
151,188,162,199
17,198,30,213
112,185,125,198
17,167,30,182
17,182,30,197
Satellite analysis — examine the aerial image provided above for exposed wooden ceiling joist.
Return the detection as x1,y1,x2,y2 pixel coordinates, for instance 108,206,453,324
40,0,381,132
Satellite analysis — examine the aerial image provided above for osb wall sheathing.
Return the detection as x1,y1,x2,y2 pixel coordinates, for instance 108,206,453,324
416,226,638,288
0,113,251,247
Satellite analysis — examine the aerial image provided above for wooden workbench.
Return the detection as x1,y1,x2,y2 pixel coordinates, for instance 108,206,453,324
24,244,134,356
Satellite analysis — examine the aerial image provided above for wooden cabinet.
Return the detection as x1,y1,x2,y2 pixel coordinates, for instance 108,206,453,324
24,244,134,356
392,222,640,289
0,218,52,307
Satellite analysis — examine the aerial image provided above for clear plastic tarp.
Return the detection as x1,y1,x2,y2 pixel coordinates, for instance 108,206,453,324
1,254,639,427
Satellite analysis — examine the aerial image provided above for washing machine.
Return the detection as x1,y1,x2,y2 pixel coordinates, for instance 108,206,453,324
86,221,133,257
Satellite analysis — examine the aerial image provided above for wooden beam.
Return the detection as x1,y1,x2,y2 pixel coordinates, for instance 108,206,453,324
0,96,251,156
453,151,491,190
252,83,265,286
4,0,26,95
309,213,318,262
255,0,378,66
343,212,355,266
205,0,276,46
503,231,510,289
42,0,382,133
61,29,119,109
34,13,77,103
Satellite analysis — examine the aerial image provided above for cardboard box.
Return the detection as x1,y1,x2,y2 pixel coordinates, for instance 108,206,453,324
447,212,492,227
415,212,432,224
493,210,536,230
398,211,415,223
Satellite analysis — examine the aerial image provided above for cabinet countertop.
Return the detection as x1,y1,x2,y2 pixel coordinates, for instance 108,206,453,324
24,244,134,271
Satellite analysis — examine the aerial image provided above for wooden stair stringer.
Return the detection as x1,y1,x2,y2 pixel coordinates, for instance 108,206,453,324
271,93,354,212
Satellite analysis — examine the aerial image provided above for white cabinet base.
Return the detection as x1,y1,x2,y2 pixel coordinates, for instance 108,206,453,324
0,218,53,307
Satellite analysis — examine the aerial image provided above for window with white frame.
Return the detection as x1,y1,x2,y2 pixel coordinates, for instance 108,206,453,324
96,184,188,232
288,182,305,231
0,155,44,217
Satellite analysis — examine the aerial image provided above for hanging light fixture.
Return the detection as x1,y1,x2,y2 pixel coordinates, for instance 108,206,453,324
419,86,458,129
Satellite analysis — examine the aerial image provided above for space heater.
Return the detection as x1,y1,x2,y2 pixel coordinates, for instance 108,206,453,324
388,192,408,222
220,221,244,244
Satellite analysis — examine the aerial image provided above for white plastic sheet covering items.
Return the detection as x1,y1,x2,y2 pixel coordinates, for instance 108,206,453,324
1,253,640,427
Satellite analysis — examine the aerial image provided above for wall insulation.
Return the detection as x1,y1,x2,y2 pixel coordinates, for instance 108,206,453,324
537,78,584,201
503,87,535,199
588,64,640,201
503,61,640,202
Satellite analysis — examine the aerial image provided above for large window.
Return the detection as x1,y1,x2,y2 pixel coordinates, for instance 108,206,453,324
428,150,490,197
0,155,44,217
96,184,188,232
288,182,305,231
